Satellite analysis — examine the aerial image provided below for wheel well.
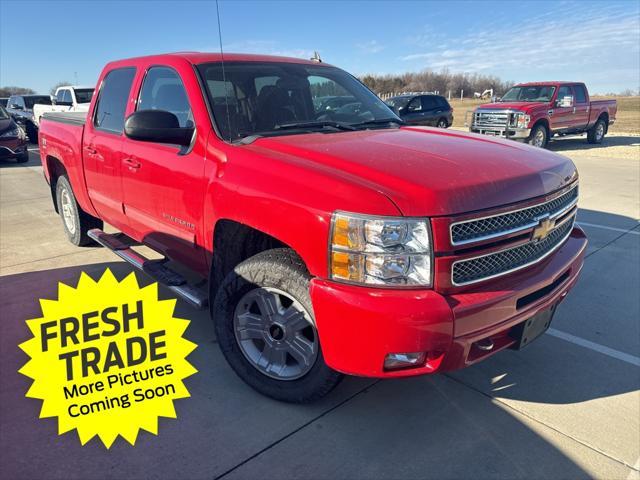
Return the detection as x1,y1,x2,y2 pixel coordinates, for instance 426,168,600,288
598,112,609,133
533,119,550,134
210,219,290,296
46,155,67,214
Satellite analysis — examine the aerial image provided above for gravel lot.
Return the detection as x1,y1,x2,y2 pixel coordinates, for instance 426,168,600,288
1,134,638,479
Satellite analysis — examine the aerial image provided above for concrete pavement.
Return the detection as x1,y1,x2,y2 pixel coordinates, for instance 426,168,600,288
1,138,638,479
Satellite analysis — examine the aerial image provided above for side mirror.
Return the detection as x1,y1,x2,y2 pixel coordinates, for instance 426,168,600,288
124,110,194,147
10,104,23,110
556,96,574,108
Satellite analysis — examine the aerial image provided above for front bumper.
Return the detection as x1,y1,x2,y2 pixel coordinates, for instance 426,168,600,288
310,226,587,378
469,126,531,139
0,138,27,158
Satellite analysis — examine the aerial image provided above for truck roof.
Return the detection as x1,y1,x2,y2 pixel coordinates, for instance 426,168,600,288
105,52,331,68
515,81,585,87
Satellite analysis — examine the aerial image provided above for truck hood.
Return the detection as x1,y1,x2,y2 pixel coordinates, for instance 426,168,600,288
247,127,577,217
478,101,548,113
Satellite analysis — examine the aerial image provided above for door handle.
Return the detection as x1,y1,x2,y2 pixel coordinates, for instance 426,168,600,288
123,157,141,170
84,145,97,155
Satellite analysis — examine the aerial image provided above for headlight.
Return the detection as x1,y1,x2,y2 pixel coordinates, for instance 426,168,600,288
511,113,530,129
329,212,432,287
0,127,20,138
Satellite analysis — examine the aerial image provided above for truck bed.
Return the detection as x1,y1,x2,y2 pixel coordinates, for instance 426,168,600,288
42,111,87,126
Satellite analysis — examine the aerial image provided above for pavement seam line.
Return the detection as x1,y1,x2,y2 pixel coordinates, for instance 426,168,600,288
584,224,640,260
212,379,381,480
444,373,640,471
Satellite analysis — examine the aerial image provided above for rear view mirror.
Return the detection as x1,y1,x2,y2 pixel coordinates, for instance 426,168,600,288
124,110,194,147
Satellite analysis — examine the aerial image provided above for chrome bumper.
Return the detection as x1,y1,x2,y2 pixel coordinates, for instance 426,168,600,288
469,127,531,139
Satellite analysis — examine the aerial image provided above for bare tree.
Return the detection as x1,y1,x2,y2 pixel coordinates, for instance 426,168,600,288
50,81,73,96
0,86,36,97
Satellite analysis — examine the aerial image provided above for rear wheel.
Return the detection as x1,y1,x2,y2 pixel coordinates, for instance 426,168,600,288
528,124,548,148
55,175,103,246
213,248,343,403
436,118,448,128
587,118,606,144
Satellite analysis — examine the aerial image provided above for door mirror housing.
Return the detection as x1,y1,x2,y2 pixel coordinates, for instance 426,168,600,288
124,110,194,146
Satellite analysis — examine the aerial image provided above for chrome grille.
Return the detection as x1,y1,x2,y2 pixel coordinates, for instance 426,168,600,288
452,216,574,286
451,186,578,245
474,111,510,128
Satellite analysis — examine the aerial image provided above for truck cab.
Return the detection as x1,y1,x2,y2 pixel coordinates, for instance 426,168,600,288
33,86,94,127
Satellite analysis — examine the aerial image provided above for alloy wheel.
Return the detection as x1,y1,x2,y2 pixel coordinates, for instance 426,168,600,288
233,287,318,380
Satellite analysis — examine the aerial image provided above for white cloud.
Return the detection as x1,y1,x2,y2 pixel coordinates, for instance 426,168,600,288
400,4,640,85
356,40,384,54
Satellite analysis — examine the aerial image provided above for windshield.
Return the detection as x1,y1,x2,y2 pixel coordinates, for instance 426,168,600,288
385,96,411,108
24,96,51,108
73,88,94,103
501,86,556,102
0,106,9,119
196,61,400,141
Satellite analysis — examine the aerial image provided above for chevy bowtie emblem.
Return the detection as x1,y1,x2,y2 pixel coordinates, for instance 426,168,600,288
532,215,555,242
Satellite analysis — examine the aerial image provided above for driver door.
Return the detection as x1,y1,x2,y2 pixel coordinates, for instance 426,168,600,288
121,65,206,271
550,85,575,131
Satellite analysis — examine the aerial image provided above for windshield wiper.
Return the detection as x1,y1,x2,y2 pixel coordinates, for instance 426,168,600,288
351,118,405,128
274,121,357,131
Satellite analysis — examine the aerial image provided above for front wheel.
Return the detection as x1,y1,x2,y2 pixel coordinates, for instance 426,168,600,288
213,248,343,403
16,151,29,163
587,118,606,144
528,124,548,148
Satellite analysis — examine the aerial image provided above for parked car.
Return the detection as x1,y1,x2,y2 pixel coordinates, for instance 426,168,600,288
38,53,586,403
386,94,453,128
467,82,617,147
0,105,29,163
0,98,8,108
33,86,94,127
6,94,51,142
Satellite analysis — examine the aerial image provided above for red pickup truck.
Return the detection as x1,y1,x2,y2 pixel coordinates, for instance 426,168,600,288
38,53,587,402
467,81,617,147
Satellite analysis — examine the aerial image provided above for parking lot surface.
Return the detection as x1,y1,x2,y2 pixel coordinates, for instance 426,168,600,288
1,135,639,479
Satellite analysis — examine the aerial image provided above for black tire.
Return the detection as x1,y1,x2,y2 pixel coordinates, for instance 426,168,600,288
55,175,103,246
436,118,448,128
25,122,38,144
16,151,29,163
528,124,548,148
213,248,343,403
587,118,606,144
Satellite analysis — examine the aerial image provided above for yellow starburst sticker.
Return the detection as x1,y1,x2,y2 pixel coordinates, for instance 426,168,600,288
18,269,197,448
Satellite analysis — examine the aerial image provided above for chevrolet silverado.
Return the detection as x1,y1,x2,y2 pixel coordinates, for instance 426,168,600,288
38,53,587,402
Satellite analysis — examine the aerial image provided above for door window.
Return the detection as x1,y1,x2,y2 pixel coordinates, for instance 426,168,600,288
573,85,587,104
56,90,66,103
94,67,136,134
421,96,438,110
137,67,193,127
556,86,574,107
61,90,72,104
407,97,422,112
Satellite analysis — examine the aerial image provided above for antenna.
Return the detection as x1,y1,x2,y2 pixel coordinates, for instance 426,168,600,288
215,0,233,142
310,51,322,63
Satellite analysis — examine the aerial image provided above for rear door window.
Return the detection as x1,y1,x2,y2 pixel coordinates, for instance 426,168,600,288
421,96,438,110
94,67,136,134
573,85,587,104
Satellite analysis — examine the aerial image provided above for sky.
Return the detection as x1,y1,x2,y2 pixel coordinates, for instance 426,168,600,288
1,0,639,95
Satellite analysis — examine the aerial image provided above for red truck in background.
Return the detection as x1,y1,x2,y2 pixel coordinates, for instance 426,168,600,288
38,53,587,403
467,82,617,148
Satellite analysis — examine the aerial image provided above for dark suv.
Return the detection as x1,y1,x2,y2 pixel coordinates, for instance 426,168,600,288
6,94,51,142
386,94,453,128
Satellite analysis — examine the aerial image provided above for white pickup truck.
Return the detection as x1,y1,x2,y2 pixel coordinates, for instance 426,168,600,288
33,86,94,127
